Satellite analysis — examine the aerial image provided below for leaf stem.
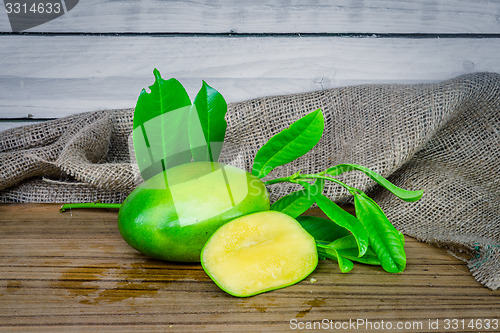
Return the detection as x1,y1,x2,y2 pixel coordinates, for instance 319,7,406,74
264,176,292,186
60,203,122,212
265,173,359,194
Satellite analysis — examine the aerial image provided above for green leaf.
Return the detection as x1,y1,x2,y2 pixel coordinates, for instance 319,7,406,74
297,216,350,242
133,69,193,180
353,191,406,273
314,193,369,257
337,248,381,266
326,164,423,202
189,81,228,163
327,235,358,250
271,179,324,218
317,246,354,273
252,109,324,178
320,236,381,266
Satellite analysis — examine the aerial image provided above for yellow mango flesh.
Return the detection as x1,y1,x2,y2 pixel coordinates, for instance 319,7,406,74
201,211,318,297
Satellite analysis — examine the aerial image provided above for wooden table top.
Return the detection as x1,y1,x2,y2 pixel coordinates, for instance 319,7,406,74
0,204,498,332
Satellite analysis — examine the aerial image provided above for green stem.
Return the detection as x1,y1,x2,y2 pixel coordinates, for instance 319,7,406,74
60,203,122,212
265,173,360,194
264,176,292,186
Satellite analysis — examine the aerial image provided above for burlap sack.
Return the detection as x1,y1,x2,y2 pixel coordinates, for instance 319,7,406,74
0,73,498,290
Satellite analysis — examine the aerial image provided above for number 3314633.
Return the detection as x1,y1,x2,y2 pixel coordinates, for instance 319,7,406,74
5,2,62,14
443,318,498,330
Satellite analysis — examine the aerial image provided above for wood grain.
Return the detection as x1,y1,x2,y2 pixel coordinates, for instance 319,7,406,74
0,121,41,132
0,204,498,332
1,35,499,122
1,0,499,34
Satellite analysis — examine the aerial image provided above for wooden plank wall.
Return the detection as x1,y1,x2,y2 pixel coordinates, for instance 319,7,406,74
0,0,500,131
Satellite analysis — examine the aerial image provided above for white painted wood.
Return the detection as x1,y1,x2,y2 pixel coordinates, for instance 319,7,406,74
1,0,499,34
1,35,499,123
0,121,41,132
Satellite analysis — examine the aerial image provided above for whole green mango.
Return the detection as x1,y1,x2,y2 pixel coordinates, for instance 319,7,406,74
118,162,270,262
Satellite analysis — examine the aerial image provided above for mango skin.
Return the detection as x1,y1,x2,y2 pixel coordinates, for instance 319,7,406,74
117,162,270,262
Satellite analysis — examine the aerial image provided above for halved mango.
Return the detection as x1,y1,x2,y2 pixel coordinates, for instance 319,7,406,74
201,211,318,297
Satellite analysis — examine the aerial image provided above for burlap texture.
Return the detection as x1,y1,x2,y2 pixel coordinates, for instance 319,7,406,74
0,73,498,290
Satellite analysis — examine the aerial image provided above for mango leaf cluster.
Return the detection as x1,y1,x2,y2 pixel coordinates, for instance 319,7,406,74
251,109,423,273
133,69,228,181
132,70,423,274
